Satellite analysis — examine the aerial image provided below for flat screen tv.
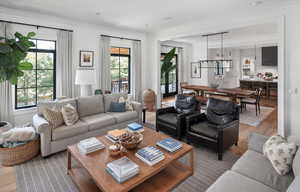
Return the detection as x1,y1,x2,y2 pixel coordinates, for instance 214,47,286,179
262,46,278,66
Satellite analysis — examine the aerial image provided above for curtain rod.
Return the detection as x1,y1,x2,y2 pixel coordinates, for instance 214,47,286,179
100,34,141,42
161,44,183,49
0,19,73,32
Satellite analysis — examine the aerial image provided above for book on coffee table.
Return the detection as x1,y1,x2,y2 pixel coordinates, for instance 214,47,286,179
156,138,182,152
77,137,105,154
135,146,165,166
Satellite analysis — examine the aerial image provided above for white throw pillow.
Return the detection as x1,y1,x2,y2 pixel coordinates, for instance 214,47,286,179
61,104,79,126
263,135,298,175
119,96,134,111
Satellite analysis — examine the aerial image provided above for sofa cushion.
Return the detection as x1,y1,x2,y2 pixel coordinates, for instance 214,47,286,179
110,102,126,112
207,171,278,192
37,98,77,116
107,111,138,123
232,150,294,192
77,95,104,117
81,113,116,131
190,121,218,139
52,120,88,141
42,108,64,129
287,175,300,192
293,149,300,176
104,93,128,112
157,113,177,126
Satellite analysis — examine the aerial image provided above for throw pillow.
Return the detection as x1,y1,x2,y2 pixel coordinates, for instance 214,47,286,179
43,108,64,129
263,135,298,175
61,104,79,126
119,96,134,111
110,102,126,112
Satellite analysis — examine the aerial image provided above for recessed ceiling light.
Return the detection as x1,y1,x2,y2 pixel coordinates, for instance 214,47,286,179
250,1,263,6
96,12,101,16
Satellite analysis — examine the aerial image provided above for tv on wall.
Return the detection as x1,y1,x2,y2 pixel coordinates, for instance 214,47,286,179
262,46,278,66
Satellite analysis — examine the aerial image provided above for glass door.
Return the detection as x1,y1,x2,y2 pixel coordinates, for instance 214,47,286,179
160,53,178,97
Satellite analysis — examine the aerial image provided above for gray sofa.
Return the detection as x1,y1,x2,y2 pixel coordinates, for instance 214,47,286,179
32,94,142,157
207,133,300,192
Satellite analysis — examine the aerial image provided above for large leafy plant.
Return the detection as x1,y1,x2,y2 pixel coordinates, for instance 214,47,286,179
161,48,176,88
0,32,36,84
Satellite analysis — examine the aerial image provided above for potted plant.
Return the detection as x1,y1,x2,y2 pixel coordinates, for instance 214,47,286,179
161,48,176,96
0,31,36,127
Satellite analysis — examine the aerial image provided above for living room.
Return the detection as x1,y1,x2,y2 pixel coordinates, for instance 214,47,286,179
1,0,300,192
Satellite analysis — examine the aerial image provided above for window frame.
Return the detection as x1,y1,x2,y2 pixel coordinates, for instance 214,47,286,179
110,46,131,94
160,52,178,97
15,39,56,110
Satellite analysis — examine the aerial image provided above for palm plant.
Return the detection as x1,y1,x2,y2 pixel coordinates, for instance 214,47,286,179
161,48,176,93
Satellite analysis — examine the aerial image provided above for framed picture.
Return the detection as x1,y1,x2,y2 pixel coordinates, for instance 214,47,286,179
191,62,201,78
79,51,94,67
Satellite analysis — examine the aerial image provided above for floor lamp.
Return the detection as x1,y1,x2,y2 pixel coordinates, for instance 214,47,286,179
75,69,96,96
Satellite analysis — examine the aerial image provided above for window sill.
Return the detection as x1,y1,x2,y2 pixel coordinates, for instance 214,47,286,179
14,107,37,116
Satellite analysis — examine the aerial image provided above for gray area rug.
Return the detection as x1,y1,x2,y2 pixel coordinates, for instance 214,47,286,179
16,146,239,192
240,105,274,127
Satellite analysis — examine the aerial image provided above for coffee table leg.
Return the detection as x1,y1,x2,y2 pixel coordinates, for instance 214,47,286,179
67,150,71,174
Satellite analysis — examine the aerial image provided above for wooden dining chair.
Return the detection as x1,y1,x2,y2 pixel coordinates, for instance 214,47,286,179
240,88,263,116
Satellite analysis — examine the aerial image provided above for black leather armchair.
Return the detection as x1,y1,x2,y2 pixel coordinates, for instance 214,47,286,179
186,98,239,160
156,94,198,140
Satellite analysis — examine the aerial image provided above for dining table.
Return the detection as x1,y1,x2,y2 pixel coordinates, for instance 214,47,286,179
181,84,255,103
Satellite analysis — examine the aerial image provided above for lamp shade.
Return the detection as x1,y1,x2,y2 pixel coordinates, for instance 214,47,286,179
75,69,96,85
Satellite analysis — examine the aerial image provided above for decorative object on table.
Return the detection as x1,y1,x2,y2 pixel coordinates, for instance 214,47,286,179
75,68,96,96
156,138,182,152
79,50,94,67
0,31,35,84
142,89,156,112
0,121,12,134
119,131,143,150
191,62,201,78
208,75,223,88
263,135,297,175
77,137,104,155
108,143,126,157
135,146,165,166
106,129,127,143
127,123,143,132
106,156,140,183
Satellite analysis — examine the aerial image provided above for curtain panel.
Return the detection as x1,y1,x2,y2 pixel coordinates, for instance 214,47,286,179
99,36,111,91
132,41,142,101
56,30,73,98
0,22,14,124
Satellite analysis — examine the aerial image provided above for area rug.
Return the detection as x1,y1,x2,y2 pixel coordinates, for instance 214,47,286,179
240,105,275,127
15,147,239,192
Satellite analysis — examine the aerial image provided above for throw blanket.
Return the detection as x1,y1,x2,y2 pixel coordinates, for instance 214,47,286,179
0,127,36,144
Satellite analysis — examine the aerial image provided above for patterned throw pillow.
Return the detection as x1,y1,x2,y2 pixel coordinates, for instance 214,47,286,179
43,108,64,129
263,135,298,175
61,104,79,126
119,96,134,111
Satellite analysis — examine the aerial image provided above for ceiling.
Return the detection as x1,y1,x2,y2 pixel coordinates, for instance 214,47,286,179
0,0,295,32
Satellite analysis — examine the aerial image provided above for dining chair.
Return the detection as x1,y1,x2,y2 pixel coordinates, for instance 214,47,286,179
240,88,263,116
180,82,195,95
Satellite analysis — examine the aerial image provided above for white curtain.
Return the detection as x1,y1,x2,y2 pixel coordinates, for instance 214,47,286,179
132,41,142,101
56,30,73,98
0,22,14,124
99,36,111,90
177,48,184,90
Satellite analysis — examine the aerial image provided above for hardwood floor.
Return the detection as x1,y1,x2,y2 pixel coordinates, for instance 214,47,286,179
0,98,277,192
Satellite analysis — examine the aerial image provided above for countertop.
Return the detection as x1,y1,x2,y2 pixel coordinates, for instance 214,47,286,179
240,79,278,83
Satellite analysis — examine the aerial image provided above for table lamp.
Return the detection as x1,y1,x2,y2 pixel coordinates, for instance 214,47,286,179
75,69,96,96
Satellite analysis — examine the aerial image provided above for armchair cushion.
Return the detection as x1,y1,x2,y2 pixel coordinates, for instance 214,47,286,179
190,121,218,139
207,98,236,125
157,113,178,127
175,94,198,114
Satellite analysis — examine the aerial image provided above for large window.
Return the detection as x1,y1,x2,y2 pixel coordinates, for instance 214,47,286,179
15,39,56,109
160,53,178,97
110,47,130,93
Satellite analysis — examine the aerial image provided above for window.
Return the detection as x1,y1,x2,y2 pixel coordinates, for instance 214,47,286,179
15,39,56,109
110,47,130,93
160,53,178,97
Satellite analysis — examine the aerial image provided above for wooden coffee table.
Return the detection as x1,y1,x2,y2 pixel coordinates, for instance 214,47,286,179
67,127,194,192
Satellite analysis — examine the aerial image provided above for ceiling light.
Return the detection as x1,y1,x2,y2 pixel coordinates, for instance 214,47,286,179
250,1,263,7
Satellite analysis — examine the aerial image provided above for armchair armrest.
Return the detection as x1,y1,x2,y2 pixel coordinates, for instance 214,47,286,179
186,113,206,130
156,106,176,115
248,133,269,154
32,114,50,133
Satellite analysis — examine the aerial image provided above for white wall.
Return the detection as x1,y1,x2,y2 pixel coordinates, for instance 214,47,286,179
0,6,148,126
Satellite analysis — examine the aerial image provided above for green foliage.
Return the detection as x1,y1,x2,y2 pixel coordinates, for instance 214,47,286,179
161,48,176,79
0,32,36,84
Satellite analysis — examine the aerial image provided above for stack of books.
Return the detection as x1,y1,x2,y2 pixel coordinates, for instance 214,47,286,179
106,129,127,143
135,146,165,166
77,137,105,154
156,138,182,152
106,157,139,183
127,123,144,132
